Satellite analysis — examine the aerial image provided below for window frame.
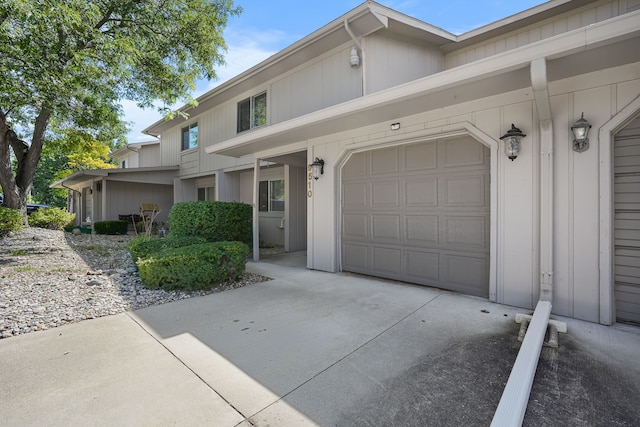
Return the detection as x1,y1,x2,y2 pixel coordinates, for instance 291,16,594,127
181,122,198,151
258,179,284,212
237,91,267,133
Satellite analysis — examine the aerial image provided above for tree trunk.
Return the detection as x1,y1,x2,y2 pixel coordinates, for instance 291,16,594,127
0,107,51,224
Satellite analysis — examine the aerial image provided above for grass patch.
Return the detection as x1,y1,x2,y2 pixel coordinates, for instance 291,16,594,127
10,249,29,256
14,265,35,272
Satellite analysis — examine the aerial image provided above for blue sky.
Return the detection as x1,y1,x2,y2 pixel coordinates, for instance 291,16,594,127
124,0,546,141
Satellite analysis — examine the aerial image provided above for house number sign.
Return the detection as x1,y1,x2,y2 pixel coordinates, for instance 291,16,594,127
307,164,313,198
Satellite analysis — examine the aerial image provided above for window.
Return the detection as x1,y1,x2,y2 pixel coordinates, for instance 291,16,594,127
121,160,127,168
237,92,267,132
181,122,198,151
258,179,284,212
197,186,215,201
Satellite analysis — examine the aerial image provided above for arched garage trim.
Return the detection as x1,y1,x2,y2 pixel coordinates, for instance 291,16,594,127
335,122,500,301
599,95,640,325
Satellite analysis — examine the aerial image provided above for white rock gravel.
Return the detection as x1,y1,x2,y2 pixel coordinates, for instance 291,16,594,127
0,227,268,339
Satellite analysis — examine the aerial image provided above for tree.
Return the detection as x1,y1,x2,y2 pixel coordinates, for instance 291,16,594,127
0,0,240,219
32,126,125,207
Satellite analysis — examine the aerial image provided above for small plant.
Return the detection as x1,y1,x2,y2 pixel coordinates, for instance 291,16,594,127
169,201,252,244
136,241,249,291
0,207,23,236
29,207,75,230
128,235,207,261
10,249,29,256
14,265,35,272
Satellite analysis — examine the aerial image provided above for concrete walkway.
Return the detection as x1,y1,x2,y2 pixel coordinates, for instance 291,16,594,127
1,260,639,426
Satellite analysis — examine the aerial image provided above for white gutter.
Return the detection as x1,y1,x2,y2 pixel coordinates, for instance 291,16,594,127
492,58,558,426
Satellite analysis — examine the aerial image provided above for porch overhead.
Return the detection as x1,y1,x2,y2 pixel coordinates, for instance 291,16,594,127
206,12,640,158
50,166,179,191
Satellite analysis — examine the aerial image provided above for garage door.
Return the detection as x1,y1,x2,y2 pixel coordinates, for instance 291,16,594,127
615,116,640,324
341,137,490,297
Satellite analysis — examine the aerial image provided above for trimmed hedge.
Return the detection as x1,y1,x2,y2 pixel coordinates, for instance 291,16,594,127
128,235,207,261
94,220,128,235
29,207,75,230
136,241,249,291
0,207,23,236
169,201,252,244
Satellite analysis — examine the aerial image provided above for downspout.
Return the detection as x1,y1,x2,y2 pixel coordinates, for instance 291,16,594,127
252,158,260,261
344,19,364,96
492,58,557,426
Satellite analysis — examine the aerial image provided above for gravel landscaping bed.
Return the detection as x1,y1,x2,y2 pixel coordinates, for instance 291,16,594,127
0,228,268,339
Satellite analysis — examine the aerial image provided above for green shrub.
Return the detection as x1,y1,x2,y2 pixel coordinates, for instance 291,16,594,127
94,220,129,235
128,235,207,261
169,201,252,244
27,207,75,230
136,241,249,291
0,207,23,236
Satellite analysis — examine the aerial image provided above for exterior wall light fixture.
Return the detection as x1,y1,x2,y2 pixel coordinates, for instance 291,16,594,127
500,124,526,161
571,113,592,153
349,46,360,68
310,157,325,180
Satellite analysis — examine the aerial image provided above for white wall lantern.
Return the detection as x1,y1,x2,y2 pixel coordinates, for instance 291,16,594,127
349,46,360,68
500,124,526,161
571,113,592,153
310,157,325,180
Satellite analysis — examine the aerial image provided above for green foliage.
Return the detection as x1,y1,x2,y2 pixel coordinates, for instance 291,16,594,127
169,201,252,244
136,242,249,291
94,220,128,235
0,0,240,213
128,235,207,261
0,206,23,236
28,207,75,230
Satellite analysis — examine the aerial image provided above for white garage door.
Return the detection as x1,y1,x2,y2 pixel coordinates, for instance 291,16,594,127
615,115,640,324
341,137,490,297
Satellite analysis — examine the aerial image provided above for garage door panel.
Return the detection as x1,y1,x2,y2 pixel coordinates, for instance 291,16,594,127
372,214,401,242
442,175,486,207
444,216,487,248
406,249,440,283
443,253,489,297
405,142,437,171
343,243,369,272
343,214,369,239
443,138,486,168
371,147,399,174
372,246,402,277
343,152,367,178
371,181,400,206
343,182,368,208
406,178,438,206
405,215,439,243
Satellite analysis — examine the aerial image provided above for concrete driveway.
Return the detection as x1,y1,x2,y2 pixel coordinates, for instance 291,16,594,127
1,260,639,426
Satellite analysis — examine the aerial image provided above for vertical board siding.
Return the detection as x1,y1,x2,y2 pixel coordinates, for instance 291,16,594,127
365,32,444,94
445,0,619,69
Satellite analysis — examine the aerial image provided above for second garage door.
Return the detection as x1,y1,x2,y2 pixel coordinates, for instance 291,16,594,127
341,137,490,297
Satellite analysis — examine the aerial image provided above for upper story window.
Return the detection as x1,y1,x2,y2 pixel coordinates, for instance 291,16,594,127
121,160,127,168
237,92,267,133
181,122,198,151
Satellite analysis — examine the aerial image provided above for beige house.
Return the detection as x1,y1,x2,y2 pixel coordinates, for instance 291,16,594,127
51,140,177,227
143,0,640,326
